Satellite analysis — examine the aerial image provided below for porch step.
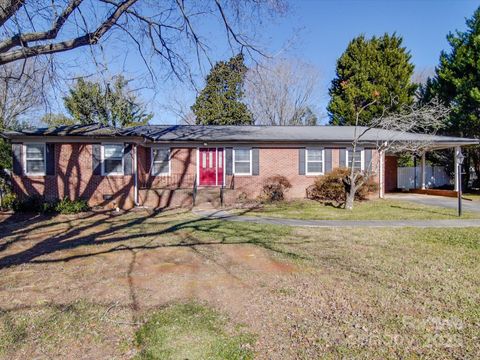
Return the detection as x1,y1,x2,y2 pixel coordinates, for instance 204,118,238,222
194,187,221,208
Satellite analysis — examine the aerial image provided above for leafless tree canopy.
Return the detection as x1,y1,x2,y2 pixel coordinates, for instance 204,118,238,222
343,98,451,210
0,59,50,129
245,58,320,125
359,98,451,154
0,0,287,79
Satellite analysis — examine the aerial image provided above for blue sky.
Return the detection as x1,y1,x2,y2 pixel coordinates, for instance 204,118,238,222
262,0,480,123
50,0,479,125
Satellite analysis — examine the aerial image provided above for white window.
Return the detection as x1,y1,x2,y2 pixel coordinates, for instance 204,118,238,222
24,143,46,175
233,148,252,175
346,149,364,170
306,148,324,175
151,148,170,175
102,144,124,175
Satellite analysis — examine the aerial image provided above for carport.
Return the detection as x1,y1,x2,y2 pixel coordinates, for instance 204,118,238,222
381,140,479,198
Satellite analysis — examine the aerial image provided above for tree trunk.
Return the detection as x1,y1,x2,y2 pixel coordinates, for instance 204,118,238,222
345,192,355,210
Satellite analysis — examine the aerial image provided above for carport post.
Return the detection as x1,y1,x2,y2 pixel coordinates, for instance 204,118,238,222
454,146,461,192
379,149,385,199
455,147,465,217
421,152,426,190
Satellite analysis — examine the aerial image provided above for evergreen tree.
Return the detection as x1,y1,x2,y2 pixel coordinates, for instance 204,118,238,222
426,7,480,183
192,54,252,125
64,76,153,128
328,34,416,126
41,113,76,127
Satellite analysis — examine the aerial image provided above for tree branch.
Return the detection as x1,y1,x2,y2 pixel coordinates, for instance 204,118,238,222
0,0,24,27
0,0,138,65
0,0,82,53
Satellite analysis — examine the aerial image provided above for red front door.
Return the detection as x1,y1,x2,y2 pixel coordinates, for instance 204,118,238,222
199,148,223,186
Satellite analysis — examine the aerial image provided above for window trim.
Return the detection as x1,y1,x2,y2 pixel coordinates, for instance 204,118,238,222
345,149,364,171
305,148,325,176
23,143,46,176
101,143,124,176
150,147,171,176
233,148,252,176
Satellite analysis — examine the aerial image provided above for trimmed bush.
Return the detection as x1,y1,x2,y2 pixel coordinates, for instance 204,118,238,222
0,192,16,210
12,195,48,213
262,175,292,202
307,167,377,203
11,196,89,214
55,198,90,214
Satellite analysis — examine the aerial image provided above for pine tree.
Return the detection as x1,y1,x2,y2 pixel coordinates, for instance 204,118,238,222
63,76,152,128
328,34,416,126
192,54,252,125
426,7,480,184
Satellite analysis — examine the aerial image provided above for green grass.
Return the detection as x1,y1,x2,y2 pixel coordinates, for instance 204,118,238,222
0,301,129,358
464,192,480,201
1,210,479,358
241,198,479,220
135,303,255,360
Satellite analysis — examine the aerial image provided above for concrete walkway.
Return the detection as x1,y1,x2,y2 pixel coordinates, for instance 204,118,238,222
192,209,480,228
386,193,480,212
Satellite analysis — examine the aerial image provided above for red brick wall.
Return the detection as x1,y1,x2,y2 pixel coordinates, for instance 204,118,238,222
13,143,386,209
226,147,381,201
137,145,196,189
385,155,398,192
139,189,193,209
12,143,135,209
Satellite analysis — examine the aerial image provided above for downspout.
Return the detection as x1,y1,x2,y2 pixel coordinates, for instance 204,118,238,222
133,144,139,206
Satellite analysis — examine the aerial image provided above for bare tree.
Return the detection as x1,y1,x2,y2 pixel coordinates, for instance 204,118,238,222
0,0,286,77
344,98,450,210
0,59,49,129
162,90,197,125
245,58,320,125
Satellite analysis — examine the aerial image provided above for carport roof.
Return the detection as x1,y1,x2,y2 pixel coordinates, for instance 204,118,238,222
2,123,479,147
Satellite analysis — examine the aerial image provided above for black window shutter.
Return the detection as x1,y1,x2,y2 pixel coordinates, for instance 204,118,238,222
324,148,332,173
298,148,305,175
145,146,151,174
252,148,259,175
364,149,373,171
339,148,346,167
225,148,233,175
12,143,23,175
92,144,101,175
124,143,133,175
46,143,55,175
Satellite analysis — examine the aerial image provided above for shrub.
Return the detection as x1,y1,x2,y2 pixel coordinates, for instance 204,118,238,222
307,167,377,203
0,192,16,210
262,175,292,202
11,196,89,214
12,194,47,213
55,198,90,214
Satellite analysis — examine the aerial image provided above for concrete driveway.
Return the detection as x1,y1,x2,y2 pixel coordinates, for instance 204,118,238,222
386,193,480,213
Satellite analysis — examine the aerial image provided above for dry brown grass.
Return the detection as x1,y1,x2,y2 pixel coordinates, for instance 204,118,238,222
0,210,478,359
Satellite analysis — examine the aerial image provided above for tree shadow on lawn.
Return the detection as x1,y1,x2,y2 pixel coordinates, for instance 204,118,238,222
0,208,310,270
0,210,117,253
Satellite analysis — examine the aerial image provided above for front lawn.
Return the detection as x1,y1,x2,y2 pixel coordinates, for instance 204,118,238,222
464,192,480,201
241,198,479,220
0,210,479,358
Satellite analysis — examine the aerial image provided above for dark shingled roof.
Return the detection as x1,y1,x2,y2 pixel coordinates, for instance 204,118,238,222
2,123,121,137
2,123,478,147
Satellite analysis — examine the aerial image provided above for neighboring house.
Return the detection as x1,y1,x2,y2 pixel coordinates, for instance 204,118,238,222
1,124,478,209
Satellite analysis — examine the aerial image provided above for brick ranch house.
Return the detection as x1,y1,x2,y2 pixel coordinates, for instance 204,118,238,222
2,124,478,209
